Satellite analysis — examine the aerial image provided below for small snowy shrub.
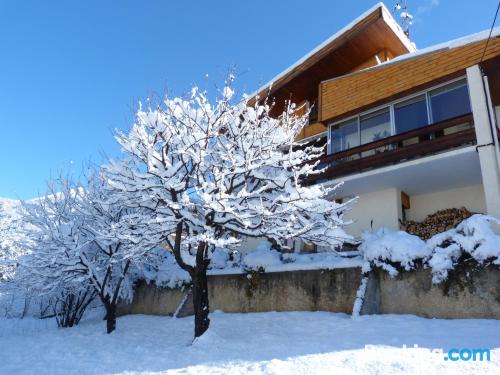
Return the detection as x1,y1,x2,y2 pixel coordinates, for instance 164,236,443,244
209,248,230,270
143,251,191,289
426,214,500,283
52,286,97,328
360,228,429,277
243,241,282,272
360,215,500,283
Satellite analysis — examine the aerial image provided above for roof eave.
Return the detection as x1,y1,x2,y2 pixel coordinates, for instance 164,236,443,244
249,2,415,100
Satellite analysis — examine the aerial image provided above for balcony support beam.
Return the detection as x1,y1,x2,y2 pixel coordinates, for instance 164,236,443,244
466,65,500,218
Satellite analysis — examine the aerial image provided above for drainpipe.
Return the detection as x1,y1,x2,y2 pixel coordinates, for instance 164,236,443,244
480,70,500,173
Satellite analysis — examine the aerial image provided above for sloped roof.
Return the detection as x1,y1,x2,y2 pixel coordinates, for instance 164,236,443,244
322,26,500,84
250,2,415,100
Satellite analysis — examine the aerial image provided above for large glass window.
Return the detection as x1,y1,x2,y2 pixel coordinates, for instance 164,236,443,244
330,118,359,153
328,78,472,155
429,80,471,123
360,109,391,144
394,95,428,133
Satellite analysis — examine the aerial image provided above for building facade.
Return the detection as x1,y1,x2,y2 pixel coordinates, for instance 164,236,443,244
252,3,500,244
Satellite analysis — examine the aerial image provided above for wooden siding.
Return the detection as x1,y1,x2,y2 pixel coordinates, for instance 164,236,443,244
296,122,327,141
319,37,500,124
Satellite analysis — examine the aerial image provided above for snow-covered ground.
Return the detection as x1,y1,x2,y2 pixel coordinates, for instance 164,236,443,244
0,311,498,374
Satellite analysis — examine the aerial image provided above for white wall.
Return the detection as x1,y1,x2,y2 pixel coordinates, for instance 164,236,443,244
238,183,487,252
406,184,486,222
238,236,266,255
344,188,402,238
343,184,487,239
467,66,500,218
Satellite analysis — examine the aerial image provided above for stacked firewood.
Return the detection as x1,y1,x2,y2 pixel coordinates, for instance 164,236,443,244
401,207,473,240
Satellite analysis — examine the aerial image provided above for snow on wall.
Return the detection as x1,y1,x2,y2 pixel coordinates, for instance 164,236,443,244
360,214,500,283
143,240,363,289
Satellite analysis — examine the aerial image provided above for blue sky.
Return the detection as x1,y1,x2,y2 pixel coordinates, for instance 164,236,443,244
0,0,498,199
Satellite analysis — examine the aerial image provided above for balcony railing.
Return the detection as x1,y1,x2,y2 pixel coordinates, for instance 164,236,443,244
304,113,476,185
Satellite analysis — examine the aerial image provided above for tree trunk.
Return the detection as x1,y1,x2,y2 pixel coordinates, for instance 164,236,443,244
192,242,210,338
105,303,117,334
192,271,210,338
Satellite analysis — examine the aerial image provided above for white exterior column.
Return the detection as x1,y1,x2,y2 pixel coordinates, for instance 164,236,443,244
466,65,500,218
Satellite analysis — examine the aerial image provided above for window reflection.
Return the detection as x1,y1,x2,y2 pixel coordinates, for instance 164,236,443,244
330,118,359,153
327,78,472,156
395,95,428,133
360,109,391,144
430,80,471,123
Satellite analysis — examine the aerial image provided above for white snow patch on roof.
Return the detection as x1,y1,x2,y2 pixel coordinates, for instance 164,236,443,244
323,26,500,84
384,26,500,65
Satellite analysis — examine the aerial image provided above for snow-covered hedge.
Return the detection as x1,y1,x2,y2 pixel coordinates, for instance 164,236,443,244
360,214,500,283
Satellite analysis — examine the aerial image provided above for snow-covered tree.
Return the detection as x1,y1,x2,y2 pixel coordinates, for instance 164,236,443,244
106,77,353,338
19,179,97,326
77,172,163,333
0,199,30,282
0,198,36,318
21,173,162,333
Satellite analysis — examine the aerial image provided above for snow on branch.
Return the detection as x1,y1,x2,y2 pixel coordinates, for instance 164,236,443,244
106,77,353,263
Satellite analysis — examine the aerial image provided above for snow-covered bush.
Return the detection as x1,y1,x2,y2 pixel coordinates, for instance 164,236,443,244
360,215,500,283
360,228,429,277
243,241,282,272
15,185,99,326
209,248,230,270
143,250,191,289
50,286,97,328
426,214,500,283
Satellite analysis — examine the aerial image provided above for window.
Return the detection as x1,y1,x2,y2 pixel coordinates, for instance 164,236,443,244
360,108,391,144
330,118,359,153
308,100,318,124
328,78,472,155
394,95,428,133
429,79,471,123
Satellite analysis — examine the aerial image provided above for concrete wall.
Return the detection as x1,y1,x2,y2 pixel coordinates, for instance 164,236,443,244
119,268,361,316
118,283,187,316
344,188,402,238
208,269,360,314
370,267,500,319
406,184,486,222
120,266,500,319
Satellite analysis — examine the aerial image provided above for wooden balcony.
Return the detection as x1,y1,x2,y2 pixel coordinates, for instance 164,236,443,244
304,113,476,185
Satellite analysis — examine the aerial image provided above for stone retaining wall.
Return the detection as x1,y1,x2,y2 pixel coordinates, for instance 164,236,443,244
366,267,500,319
118,266,500,319
118,268,361,317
